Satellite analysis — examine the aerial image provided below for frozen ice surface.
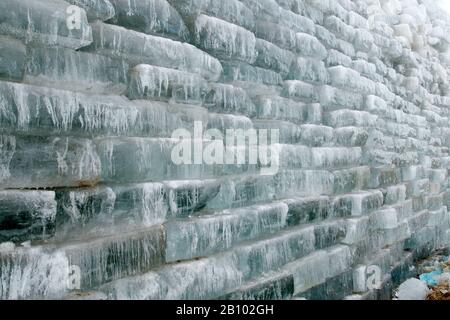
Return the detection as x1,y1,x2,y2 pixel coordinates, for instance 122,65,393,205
397,278,429,300
288,57,329,84
66,0,115,21
109,0,189,41
221,62,283,86
165,202,288,261
255,39,295,77
86,22,223,81
204,83,256,116
0,0,92,49
128,64,208,104
1,0,450,301
295,33,327,60
95,137,257,183
192,15,257,63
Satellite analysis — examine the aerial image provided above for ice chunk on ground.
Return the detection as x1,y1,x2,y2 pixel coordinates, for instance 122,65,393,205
397,278,429,300
25,46,128,95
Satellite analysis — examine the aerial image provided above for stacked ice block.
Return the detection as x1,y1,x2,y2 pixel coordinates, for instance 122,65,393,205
1,0,450,300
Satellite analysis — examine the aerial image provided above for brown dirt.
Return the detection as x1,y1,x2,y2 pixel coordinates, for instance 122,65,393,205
427,284,450,300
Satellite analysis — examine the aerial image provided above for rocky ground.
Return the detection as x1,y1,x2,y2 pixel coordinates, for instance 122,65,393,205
395,248,450,300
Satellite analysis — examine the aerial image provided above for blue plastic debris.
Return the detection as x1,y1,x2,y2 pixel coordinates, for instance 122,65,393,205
420,270,443,286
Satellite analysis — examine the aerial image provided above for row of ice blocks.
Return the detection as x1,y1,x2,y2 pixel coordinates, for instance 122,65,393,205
0,79,410,138
1,181,448,253
3,197,447,300
0,0,444,74
1,0,450,301
0,81,365,137
0,28,403,100
0,11,443,121
2,200,447,300
0,0,421,90
0,131,371,188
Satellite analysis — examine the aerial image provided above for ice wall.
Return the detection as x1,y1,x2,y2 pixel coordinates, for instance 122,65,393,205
1,0,450,300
